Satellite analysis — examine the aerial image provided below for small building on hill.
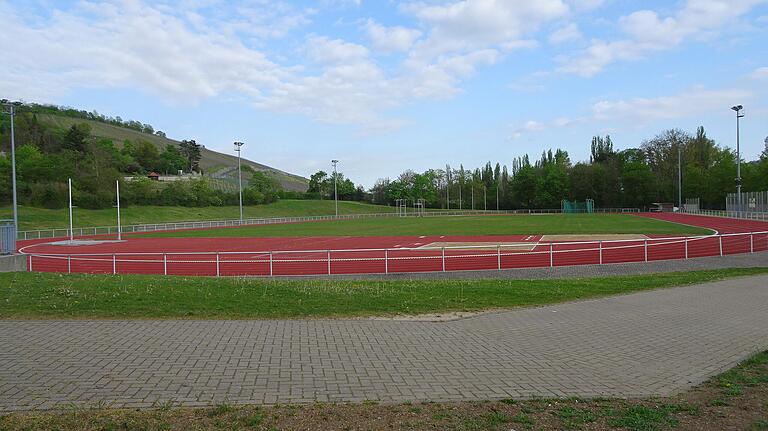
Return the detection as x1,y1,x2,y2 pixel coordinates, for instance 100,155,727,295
147,172,160,181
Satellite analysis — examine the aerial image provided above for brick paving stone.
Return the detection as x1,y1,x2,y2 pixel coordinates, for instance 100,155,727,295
0,275,767,411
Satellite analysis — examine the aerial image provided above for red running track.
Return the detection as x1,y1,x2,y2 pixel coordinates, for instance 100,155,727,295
17,213,768,277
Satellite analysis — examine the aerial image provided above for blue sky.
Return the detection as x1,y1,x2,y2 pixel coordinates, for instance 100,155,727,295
2,0,767,187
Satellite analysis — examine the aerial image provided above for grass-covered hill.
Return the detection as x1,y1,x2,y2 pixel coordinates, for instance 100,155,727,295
37,113,308,192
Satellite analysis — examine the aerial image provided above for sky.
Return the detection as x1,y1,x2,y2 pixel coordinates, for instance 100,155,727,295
1,0,767,187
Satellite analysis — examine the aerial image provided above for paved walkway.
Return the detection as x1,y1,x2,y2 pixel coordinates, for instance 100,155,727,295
1,275,767,411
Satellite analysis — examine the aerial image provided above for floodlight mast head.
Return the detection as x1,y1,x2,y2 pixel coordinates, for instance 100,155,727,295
732,105,744,117
234,141,244,151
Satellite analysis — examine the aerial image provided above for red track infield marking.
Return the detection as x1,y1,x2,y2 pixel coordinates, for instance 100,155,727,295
17,213,768,276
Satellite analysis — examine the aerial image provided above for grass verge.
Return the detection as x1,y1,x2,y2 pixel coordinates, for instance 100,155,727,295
1,200,396,231
141,213,711,238
1,268,765,319
1,351,766,430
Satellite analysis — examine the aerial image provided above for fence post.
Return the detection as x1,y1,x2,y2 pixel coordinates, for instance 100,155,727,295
599,240,603,265
497,245,501,270
112,254,116,274
441,247,446,272
327,250,331,275
28,255,32,272
216,253,220,277
549,242,553,268
67,255,71,273
685,237,688,259
750,233,754,253
384,249,389,274
644,239,648,262
163,253,167,276
719,235,723,256
269,251,273,277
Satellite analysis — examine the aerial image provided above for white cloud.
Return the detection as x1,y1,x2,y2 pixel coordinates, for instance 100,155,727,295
511,86,752,138
365,19,421,52
403,0,568,55
549,23,582,44
749,67,768,80
559,0,766,76
305,36,370,64
591,87,753,121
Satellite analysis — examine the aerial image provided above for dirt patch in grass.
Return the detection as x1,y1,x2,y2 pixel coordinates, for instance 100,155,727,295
2,352,766,430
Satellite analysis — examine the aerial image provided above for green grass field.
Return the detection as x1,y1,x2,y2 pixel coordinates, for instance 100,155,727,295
1,269,761,319
0,200,396,231
142,213,712,238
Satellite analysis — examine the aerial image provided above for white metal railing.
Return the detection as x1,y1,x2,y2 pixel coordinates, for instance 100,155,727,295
23,230,766,277
16,208,641,241
682,209,768,222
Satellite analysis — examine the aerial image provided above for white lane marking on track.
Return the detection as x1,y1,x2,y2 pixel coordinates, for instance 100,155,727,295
393,244,401,248
524,235,533,241
419,235,426,238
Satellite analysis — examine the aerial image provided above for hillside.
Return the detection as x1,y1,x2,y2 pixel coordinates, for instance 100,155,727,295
37,113,308,192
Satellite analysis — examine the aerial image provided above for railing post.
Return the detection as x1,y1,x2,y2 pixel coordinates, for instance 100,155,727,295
685,237,688,259
441,247,446,272
28,255,32,272
750,233,754,253
163,253,167,275
112,254,116,274
67,255,71,273
327,250,331,275
216,253,220,277
549,242,553,268
644,239,648,262
384,249,389,274
269,251,273,276
599,240,603,265
497,245,501,270
719,235,723,256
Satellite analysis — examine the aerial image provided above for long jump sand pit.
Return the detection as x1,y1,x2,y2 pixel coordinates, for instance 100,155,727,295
418,241,537,251
539,234,650,242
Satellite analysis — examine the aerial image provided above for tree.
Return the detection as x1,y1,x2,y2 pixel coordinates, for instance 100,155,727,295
179,140,202,173
308,171,328,198
158,145,186,174
63,123,91,152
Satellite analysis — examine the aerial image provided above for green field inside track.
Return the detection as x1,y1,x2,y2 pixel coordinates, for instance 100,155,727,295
141,213,712,238
1,200,397,231
1,269,763,319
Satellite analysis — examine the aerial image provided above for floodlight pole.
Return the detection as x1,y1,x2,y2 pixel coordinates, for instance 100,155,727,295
446,171,450,210
116,180,122,240
234,141,245,222
677,143,682,211
68,178,74,241
731,105,744,213
1,104,17,231
331,159,339,217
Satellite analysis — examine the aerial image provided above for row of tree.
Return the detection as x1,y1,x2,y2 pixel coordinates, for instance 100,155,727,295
326,127,768,210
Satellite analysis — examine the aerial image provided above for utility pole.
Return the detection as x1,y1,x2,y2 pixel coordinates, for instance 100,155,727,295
331,160,339,217
1,103,17,231
234,142,245,222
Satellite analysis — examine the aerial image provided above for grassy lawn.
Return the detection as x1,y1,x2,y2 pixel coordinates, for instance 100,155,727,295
1,268,764,319
142,213,712,238
2,350,766,430
0,200,395,231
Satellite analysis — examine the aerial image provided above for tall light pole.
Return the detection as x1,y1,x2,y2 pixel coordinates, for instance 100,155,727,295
677,143,682,211
234,141,245,222
1,103,18,231
331,159,339,217
731,105,744,212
